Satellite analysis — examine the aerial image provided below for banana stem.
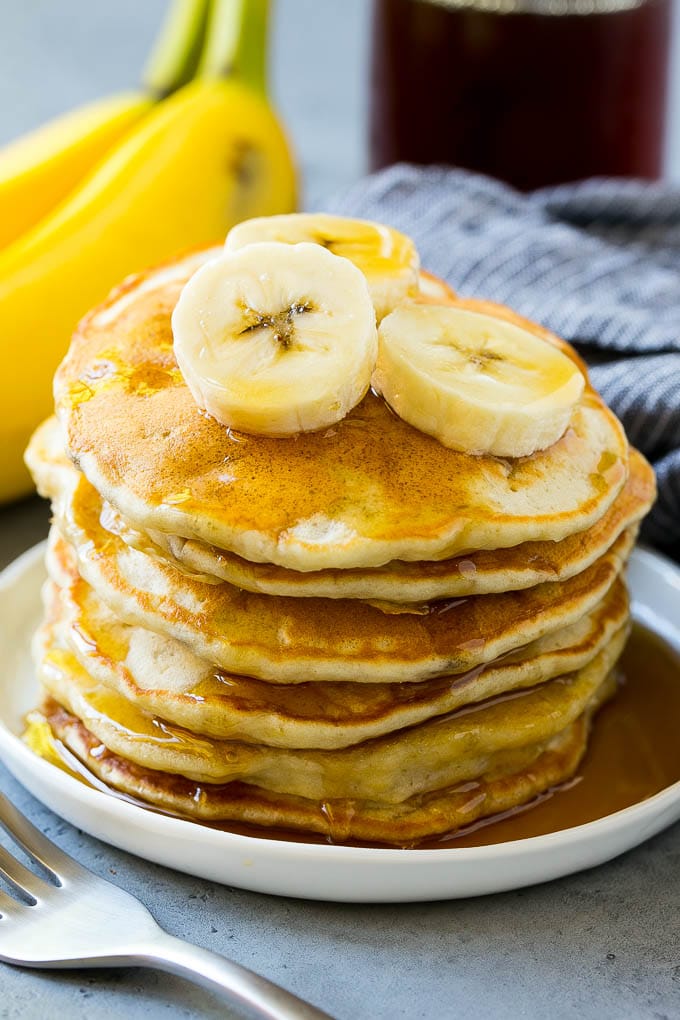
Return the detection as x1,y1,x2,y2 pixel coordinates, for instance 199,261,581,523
199,0,270,95
143,0,212,98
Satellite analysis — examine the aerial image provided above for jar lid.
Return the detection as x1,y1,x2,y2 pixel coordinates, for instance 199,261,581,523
423,0,645,15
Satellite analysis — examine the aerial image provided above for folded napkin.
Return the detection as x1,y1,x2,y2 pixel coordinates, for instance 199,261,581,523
328,165,680,558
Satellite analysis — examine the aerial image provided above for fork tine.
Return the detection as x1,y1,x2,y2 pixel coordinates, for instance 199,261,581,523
0,844,55,902
0,888,20,920
0,793,88,884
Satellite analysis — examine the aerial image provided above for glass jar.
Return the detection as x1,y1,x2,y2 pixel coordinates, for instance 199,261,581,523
370,0,673,190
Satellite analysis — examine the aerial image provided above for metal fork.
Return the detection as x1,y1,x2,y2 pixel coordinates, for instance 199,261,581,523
0,792,333,1019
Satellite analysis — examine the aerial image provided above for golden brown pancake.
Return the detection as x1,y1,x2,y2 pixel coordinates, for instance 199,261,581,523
40,677,614,846
28,429,635,686
52,249,629,571
24,242,651,847
44,563,630,748
28,417,653,602
35,621,623,804
120,449,653,600
44,489,633,683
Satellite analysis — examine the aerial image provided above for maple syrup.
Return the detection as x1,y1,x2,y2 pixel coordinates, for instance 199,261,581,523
370,0,672,189
433,623,680,849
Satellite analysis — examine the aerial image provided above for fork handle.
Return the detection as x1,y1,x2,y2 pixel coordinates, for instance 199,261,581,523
134,931,335,1019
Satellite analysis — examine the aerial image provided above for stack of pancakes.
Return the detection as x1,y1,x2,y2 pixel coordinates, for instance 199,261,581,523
25,249,655,847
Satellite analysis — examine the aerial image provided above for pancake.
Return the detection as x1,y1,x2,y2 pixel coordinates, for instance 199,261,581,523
53,249,629,572
28,417,653,602
44,485,634,683
40,680,613,846
119,449,653,600
44,563,630,748
35,624,624,804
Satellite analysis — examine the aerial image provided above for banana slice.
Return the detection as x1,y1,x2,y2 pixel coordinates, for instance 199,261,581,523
225,213,419,320
172,241,378,437
416,270,457,305
373,303,585,458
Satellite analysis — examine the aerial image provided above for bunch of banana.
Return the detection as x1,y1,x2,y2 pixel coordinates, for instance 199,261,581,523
173,213,585,458
2,0,296,503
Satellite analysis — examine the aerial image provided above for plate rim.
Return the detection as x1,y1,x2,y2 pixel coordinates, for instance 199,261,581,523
0,540,679,893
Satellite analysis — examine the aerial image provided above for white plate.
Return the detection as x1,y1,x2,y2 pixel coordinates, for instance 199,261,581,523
0,542,679,903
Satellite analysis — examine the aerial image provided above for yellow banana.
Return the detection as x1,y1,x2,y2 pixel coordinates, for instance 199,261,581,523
0,95,151,250
3,75,295,500
0,0,210,252
0,0,296,502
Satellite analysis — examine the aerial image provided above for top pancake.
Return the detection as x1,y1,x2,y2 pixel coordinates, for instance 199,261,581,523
120,448,653,601
28,418,654,602
53,250,629,571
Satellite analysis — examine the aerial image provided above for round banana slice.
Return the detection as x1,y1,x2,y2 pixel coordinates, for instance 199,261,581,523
416,270,457,305
373,303,585,458
225,213,419,320
172,242,378,437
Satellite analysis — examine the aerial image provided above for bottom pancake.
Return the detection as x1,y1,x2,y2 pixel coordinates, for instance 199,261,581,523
38,675,615,846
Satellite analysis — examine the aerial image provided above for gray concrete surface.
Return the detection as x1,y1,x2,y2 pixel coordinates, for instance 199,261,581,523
0,2,679,1017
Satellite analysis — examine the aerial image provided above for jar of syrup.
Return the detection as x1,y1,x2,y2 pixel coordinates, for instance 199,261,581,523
370,0,673,190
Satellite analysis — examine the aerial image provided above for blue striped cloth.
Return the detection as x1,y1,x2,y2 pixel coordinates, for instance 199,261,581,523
328,165,680,558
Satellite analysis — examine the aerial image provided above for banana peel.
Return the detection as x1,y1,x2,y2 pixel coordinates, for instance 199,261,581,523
0,0,297,502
